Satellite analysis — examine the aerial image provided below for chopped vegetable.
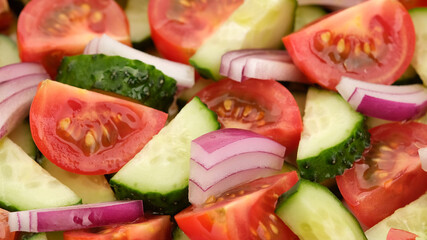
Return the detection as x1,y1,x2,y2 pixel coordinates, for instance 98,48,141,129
8,200,143,232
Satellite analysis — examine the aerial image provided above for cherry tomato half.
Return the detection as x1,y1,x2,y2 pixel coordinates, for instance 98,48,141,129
195,78,303,155
30,80,168,175
337,122,427,227
283,0,415,90
17,0,131,77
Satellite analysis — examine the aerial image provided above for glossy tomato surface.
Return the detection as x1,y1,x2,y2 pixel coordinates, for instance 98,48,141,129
283,0,415,90
195,78,303,155
387,228,418,240
30,80,167,175
148,0,243,64
175,171,299,240
337,122,427,227
0,208,15,240
399,0,427,9
17,0,130,77
63,215,172,240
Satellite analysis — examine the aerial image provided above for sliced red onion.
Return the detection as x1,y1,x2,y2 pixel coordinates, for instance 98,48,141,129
297,0,365,9
8,200,143,232
85,35,195,88
336,76,427,121
0,63,47,84
419,147,427,172
0,73,49,103
83,37,100,55
189,168,280,206
189,128,285,205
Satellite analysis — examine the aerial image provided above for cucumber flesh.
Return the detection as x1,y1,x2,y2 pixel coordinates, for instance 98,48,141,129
39,157,116,204
276,179,367,240
125,0,151,45
297,87,370,182
410,7,427,85
18,232,48,240
189,0,296,80
0,34,20,67
0,138,81,211
110,97,220,214
7,118,38,160
293,5,327,32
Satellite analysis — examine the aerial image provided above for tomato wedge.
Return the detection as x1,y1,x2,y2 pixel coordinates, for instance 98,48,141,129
337,122,427,227
30,80,168,175
0,208,15,240
195,78,303,155
63,215,172,240
175,171,299,240
148,0,243,64
0,0,13,32
283,0,415,90
387,228,418,240
17,0,130,77
399,0,427,9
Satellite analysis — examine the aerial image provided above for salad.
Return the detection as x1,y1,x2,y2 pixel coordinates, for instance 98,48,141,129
1,0,427,239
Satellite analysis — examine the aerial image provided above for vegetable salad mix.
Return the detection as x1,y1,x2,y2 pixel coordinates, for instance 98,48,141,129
1,0,427,239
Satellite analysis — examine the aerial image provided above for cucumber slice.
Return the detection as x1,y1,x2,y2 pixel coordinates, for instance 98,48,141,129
293,5,327,32
189,0,296,80
125,0,150,46
110,97,220,214
365,192,427,239
393,65,422,85
410,8,427,85
39,157,116,204
0,34,20,67
0,138,81,211
18,232,48,240
276,179,367,240
296,87,370,182
173,227,190,240
8,118,38,160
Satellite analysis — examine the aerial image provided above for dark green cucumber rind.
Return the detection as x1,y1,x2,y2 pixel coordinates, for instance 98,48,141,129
57,54,177,112
189,59,218,81
110,180,190,215
297,119,370,182
276,179,367,240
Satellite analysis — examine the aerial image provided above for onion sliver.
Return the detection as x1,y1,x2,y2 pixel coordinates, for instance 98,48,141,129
189,168,280,206
242,57,308,82
85,35,195,88
0,73,49,103
0,86,38,139
219,49,278,76
189,128,285,205
0,63,47,83
297,0,365,9
419,148,427,172
336,76,427,121
83,37,99,55
8,200,143,232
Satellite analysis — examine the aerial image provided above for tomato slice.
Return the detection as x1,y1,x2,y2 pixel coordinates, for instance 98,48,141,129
0,0,13,32
175,171,299,240
17,0,130,77
387,228,418,240
0,208,15,240
30,80,168,175
148,0,243,64
195,78,302,155
283,0,415,90
399,0,427,9
63,215,172,240
336,122,427,228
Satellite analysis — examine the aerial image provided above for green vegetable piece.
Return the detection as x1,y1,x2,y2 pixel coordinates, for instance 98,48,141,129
293,5,327,32
57,54,177,112
409,7,427,86
296,87,370,182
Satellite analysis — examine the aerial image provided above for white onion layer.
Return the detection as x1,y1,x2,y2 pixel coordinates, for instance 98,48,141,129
419,147,427,172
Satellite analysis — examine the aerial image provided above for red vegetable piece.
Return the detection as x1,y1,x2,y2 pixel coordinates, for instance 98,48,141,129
387,228,418,240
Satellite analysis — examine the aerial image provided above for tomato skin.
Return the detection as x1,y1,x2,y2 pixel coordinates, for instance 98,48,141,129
30,80,167,175
63,215,172,240
387,228,418,240
148,0,243,64
195,78,303,155
337,122,427,228
17,0,130,77
283,0,415,90
175,171,299,240
0,0,13,32
399,0,427,9
0,208,16,240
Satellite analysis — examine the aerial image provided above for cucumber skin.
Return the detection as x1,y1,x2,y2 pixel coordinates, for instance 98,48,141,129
111,181,189,215
297,119,370,182
57,54,177,112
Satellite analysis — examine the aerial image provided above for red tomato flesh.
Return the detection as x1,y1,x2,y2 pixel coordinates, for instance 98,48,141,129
387,228,418,240
337,122,427,227
30,80,168,175
175,171,299,240
0,208,16,240
148,0,243,64
399,0,427,9
0,0,13,32
283,0,415,90
63,215,172,240
17,0,130,77
195,78,303,155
